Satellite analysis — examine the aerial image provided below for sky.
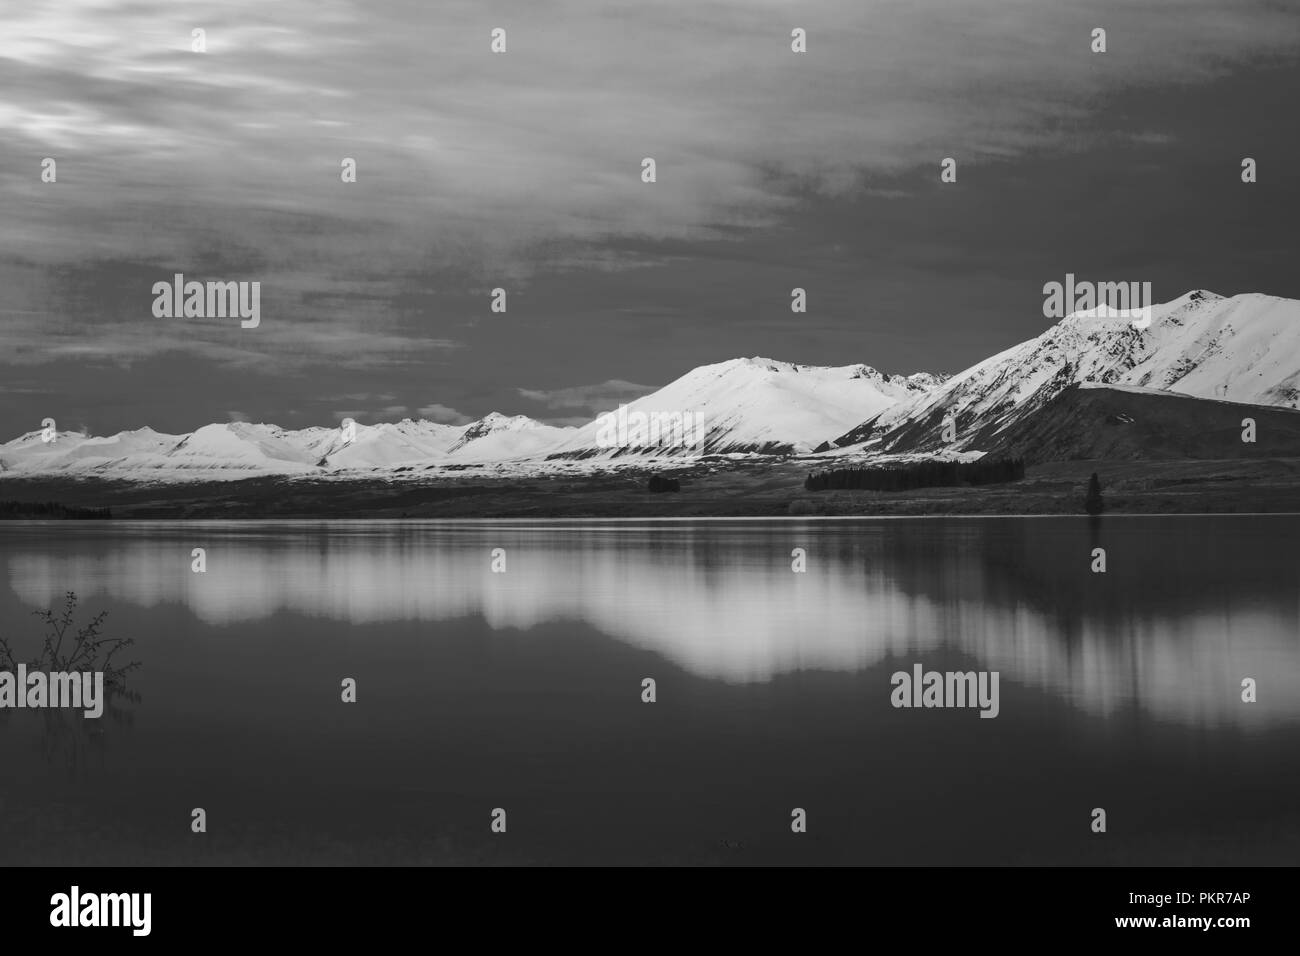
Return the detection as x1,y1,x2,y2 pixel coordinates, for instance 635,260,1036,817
2,0,1299,437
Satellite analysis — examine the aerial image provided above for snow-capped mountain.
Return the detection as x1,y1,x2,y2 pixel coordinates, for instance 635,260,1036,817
163,423,321,473
443,412,575,461
833,291,1300,455
310,419,468,469
0,427,186,475
5,290,1298,482
0,430,94,471
0,414,575,480
547,357,945,459
0,358,940,479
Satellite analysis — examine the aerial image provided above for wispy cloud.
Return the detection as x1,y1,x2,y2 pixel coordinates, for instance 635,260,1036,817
416,403,473,425
5,0,1296,272
517,379,656,417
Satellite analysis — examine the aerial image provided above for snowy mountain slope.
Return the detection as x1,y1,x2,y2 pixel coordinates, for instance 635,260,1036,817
0,427,181,474
547,357,945,459
1,430,95,471
312,420,468,469
1,422,319,478
442,413,575,462
141,423,322,474
56,426,182,460
33,427,184,475
0,414,572,479
833,291,1300,455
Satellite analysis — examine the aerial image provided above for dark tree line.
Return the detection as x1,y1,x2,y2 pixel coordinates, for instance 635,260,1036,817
647,475,681,493
0,501,112,519
804,457,1025,492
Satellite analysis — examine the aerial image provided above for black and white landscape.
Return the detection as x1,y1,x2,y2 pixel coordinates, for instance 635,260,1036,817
1,0,1299,892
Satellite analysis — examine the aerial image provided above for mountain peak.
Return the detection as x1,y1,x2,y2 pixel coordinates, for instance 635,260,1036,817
1165,288,1225,310
707,356,798,374
544,354,946,459
833,290,1300,454
469,412,538,431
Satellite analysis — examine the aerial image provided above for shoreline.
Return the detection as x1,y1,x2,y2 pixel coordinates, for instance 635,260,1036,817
2,455,1299,519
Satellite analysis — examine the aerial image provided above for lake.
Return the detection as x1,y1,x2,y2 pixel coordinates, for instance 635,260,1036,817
1,516,1297,865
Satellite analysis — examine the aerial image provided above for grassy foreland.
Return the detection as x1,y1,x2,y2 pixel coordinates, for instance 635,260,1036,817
0,500,112,519
1,455,1297,518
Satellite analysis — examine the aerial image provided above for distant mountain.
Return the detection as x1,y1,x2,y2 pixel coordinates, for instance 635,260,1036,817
310,420,468,469
163,423,321,473
5,290,1300,483
443,412,576,462
0,414,571,480
833,291,1300,455
547,357,944,459
0,355,941,479
0,426,188,475
984,384,1300,464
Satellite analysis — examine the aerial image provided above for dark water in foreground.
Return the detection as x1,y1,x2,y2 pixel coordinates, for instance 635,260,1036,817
1,517,1297,866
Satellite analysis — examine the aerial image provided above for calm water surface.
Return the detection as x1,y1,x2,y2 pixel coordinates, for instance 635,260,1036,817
1,517,1297,865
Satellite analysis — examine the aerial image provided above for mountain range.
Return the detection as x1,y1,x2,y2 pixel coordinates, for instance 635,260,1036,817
831,290,1300,454
3,290,1297,482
